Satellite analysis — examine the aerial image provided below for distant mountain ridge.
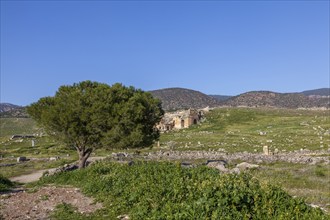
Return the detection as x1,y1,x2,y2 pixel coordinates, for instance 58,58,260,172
2,87,329,116
0,103,21,112
209,95,232,102
222,90,329,109
301,88,330,97
149,88,220,111
0,103,28,118
150,87,329,110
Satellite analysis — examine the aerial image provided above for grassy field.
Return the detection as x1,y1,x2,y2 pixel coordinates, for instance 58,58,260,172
156,108,330,212
1,108,329,213
2,108,329,158
158,108,330,153
251,162,330,212
0,118,38,137
0,117,77,177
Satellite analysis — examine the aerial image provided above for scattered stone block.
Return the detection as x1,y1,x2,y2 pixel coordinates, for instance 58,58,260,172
17,157,27,162
49,156,60,161
181,162,194,168
263,146,270,155
230,167,240,174
236,162,259,171
117,214,130,220
206,160,228,172
43,164,78,177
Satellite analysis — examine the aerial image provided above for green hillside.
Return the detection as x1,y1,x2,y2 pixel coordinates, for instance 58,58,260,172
0,118,38,137
159,108,330,152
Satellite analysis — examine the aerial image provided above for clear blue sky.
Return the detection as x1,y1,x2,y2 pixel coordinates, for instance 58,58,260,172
1,0,329,106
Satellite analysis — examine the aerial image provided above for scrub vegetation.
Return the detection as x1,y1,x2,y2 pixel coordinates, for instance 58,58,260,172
35,161,328,219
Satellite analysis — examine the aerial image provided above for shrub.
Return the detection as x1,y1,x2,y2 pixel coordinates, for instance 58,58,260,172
50,203,87,220
38,161,329,219
0,174,14,192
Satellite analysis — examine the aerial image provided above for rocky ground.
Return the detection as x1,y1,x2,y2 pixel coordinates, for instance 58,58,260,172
114,149,330,165
0,186,102,220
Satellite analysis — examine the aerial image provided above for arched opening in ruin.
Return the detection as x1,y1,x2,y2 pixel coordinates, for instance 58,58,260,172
181,119,185,128
193,119,197,124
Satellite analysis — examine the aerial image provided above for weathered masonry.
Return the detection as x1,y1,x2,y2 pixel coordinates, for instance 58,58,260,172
157,108,209,132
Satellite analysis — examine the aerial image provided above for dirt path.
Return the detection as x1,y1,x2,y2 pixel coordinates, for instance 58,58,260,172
9,157,105,184
9,168,57,184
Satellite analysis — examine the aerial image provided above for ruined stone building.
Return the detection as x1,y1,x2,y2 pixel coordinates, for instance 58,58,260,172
157,108,205,132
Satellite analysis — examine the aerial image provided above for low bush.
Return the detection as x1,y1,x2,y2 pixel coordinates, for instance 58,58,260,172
0,174,14,192
37,161,329,219
50,203,87,220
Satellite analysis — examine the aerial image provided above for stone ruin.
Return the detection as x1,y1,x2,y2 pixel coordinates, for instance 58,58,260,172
157,108,207,132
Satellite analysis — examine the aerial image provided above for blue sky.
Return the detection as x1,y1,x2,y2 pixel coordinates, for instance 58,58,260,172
1,0,329,106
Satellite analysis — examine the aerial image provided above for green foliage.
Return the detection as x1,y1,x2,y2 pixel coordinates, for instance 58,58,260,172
50,203,88,220
315,165,327,177
27,81,164,167
0,174,14,192
251,163,330,212
27,81,163,149
37,162,328,219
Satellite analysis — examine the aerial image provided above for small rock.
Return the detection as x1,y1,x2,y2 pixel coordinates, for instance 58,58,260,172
17,157,27,162
181,162,193,168
206,160,228,172
236,162,259,170
117,214,130,220
263,146,269,155
49,156,60,161
230,167,240,174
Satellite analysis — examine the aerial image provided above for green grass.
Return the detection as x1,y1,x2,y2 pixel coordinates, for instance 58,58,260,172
0,118,38,137
0,157,77,178
50,203,87,220
251,163,330,212
32,161,329,219
158,108,330,153
0,118,79,178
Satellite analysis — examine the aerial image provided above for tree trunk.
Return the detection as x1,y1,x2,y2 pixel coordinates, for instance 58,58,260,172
77,148,92,169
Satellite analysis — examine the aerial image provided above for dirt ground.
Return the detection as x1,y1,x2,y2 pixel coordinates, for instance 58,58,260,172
9,168,57,184
0,186,102,219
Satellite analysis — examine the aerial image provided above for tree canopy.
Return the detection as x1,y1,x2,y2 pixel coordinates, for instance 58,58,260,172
27,81,164,168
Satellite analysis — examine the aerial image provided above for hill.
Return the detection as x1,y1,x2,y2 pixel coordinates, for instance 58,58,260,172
0,103,21,113
149,88,220,111
208,95,232,102
0,103,28,118
222,91,329,108
301,88,330,96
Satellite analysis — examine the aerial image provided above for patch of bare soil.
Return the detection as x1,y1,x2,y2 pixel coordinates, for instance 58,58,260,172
9,169,57,184
0,186,102,220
